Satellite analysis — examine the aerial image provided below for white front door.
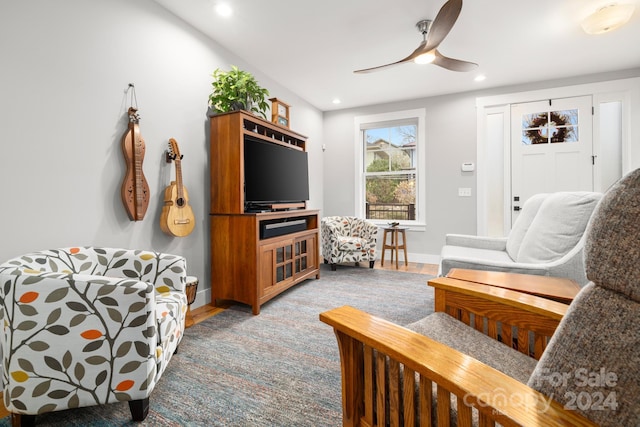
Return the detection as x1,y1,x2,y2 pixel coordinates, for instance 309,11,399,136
510,96,593,225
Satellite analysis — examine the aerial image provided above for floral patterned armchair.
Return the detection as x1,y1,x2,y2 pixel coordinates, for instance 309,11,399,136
0,247,188,426
321,216,378,270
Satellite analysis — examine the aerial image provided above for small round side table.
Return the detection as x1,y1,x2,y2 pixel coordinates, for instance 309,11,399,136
185,276,198,328
381,226,408,269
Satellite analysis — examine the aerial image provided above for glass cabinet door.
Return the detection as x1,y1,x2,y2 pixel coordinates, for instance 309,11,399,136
275,244,294,283
294,235,316,277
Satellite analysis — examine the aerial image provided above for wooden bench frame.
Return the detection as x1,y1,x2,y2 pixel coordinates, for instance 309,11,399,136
319,277,597,426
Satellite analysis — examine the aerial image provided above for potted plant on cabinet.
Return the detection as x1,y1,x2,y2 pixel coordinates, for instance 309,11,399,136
208,65,270,119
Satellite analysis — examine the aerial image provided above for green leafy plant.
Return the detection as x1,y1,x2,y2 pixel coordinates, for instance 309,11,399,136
208,66,270,119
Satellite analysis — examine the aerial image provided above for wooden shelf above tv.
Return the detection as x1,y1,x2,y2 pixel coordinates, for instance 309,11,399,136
240,114,306,151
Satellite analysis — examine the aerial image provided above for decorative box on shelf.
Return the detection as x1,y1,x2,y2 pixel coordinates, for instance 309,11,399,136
270,98,290,128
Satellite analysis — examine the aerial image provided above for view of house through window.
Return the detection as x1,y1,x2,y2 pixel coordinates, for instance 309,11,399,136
364,122,417,221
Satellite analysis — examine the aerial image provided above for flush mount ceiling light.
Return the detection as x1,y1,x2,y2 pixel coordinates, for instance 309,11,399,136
581,3,635,34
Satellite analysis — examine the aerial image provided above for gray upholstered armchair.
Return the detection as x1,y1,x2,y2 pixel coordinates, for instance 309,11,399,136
322,168,640,426
321,216,378,270
0,247,188,426
439,191,602,285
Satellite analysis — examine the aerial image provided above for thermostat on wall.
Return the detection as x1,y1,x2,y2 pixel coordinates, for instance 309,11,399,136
461,162,475,172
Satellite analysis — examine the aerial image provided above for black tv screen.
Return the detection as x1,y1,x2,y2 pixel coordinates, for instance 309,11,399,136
243,136,310,207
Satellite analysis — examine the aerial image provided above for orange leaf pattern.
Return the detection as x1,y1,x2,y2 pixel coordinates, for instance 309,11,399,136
115,379,135,391
19,291,39,304
80,329,103,340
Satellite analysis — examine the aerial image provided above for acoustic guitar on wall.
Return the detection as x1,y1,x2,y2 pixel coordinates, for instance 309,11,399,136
160,138,195,237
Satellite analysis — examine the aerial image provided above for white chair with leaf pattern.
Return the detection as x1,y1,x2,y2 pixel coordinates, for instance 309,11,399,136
321,216,378,270
0,246,188,426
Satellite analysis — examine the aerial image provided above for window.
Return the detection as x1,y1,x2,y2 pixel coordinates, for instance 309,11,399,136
521,109,579,145
354,109,426,227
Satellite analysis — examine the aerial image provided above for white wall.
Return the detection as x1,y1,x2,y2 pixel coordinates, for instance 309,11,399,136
0,0,323,308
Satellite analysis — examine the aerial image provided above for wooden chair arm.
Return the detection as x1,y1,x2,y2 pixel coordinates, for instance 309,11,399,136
320,305,596,427
430,277,570,359
445,268,580,304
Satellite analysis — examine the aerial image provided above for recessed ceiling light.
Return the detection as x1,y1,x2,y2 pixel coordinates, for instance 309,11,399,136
474,75,486,82
215,3,232,17
332,98,341,104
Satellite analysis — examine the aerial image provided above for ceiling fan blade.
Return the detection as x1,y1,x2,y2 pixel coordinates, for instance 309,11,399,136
424,0,462,51
354,41,429,74
354,61,406,74
433,49,478,72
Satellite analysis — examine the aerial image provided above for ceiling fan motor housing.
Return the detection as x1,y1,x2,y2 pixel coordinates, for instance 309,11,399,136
416,19,432,36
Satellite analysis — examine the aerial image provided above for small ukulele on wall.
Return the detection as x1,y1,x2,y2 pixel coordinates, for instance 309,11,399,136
160,138,195,237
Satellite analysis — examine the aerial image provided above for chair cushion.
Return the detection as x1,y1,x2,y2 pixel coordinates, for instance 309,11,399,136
584,168,640,301
336,235,367,251
506,193,548,260
406,312,537,384
527,284,640,425
440,244,515,265
516,192,601,263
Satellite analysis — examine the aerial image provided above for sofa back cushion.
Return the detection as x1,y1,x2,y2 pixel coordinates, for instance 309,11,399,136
584,168,640,301
516,192,601,263
505,193,548,260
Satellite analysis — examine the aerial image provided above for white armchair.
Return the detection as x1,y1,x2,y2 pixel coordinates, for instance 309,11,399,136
439,191,602,285
0,247,188,426
321,216,378,271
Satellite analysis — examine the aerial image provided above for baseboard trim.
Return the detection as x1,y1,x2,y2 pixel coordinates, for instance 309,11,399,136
404,253,441,265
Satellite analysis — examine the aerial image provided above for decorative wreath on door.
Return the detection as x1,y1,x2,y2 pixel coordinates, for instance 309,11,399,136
525,111,573,144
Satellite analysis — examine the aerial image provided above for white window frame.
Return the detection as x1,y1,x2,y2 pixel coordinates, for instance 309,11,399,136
354,108,426,230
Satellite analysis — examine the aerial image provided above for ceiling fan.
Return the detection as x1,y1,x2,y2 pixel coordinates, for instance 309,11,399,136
354,0,477,74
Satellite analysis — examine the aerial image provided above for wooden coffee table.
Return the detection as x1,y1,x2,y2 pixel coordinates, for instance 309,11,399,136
445,268,581,304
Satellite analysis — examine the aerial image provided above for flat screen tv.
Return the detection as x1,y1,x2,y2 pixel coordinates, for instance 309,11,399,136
243,136,310,209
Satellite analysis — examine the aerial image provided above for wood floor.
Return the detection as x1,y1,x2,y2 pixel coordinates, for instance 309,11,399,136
0,261,437,420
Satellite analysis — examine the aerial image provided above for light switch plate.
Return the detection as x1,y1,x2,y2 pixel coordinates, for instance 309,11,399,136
458,187,472,197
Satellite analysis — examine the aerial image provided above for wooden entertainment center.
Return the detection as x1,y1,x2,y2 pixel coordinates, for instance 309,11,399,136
209,111,320,314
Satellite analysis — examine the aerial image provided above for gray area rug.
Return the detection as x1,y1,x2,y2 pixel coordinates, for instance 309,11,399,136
1,265,434,426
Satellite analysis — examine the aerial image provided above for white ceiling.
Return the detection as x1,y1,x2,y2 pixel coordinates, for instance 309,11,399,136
152,0,640,111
